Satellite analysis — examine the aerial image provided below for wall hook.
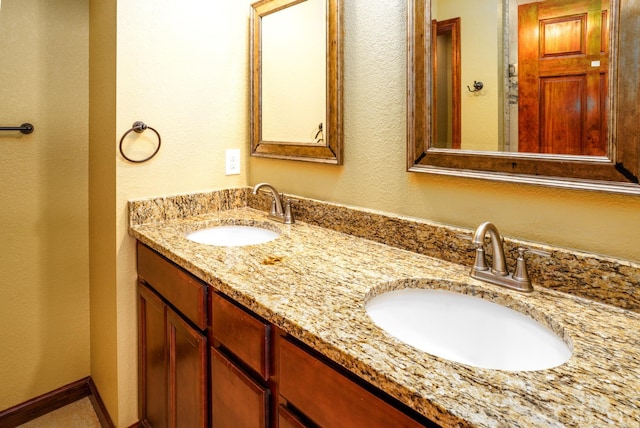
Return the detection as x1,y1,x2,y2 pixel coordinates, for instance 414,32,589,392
467,81,484,93
314,122,324,144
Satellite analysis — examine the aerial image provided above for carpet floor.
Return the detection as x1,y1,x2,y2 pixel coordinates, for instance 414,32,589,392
17,397,100,428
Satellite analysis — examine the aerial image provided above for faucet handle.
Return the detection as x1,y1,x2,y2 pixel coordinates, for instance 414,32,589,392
283,198,294,224
513,247,551,282
269,198,278,217
472,246,489,272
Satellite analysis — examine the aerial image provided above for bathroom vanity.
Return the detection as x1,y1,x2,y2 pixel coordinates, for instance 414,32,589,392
130,188,640,427
137,242,432,427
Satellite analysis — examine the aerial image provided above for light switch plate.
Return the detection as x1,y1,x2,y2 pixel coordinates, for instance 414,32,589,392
225,149,240,175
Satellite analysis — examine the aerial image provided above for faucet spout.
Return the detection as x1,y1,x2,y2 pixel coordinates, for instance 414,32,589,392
469,222,547,292
472,221,508,276
252,182,294,224
252,182,284,216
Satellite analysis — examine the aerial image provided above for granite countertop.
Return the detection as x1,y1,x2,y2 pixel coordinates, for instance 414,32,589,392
129,207,640,427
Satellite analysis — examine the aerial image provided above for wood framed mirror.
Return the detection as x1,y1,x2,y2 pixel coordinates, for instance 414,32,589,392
250,0,343,164
408,0,640,194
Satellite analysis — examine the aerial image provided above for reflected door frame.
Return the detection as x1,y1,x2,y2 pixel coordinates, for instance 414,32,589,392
432,17,461,149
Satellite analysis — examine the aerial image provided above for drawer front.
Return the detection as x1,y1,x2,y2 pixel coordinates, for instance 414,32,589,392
211,293,271,380
137,242,207,330
278,404,309,428
279,337,425,428
211,347,269,428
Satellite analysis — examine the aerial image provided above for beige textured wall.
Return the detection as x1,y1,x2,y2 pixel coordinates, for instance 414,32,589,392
249,1,640,263
90,0,253,425
0,0,89,411
89,0,118,421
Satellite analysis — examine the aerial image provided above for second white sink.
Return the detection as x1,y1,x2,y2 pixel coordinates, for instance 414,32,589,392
366,287,572,371
186,225,280,247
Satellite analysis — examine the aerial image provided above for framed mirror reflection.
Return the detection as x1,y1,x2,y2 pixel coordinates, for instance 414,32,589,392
408,0,640,193
250,0,343,164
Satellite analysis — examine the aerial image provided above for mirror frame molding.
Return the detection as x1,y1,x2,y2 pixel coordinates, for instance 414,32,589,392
407,0,640,194
250,0,343,164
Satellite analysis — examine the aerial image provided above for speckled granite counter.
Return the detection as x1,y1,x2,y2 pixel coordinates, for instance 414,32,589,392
129,189,640,427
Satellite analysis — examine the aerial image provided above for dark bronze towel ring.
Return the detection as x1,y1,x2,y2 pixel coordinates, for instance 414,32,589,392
119,121,161,163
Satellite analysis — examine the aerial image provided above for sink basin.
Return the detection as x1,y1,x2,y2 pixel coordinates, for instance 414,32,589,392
186,225,280,247
365,288,571,371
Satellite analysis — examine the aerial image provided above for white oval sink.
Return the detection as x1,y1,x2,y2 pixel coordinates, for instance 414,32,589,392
186,225,280,247
366,288,571,371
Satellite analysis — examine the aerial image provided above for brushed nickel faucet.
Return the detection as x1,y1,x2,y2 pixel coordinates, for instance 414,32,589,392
252,183,294,224
470,222,549,292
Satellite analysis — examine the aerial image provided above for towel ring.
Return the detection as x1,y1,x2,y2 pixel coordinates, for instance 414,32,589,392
119,121,161,163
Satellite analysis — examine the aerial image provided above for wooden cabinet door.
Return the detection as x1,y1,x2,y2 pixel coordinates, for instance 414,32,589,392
211,347,269,428
139,283,169,428
167,309,207,428
138,282,208,428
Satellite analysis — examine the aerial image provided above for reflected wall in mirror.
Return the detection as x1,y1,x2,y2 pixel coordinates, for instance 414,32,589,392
408,0,640,193
251,0,343,164
261,0,326,143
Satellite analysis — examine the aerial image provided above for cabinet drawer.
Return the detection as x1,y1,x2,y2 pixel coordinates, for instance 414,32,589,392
211,347,269,428
279,337,425,428
278,404,309,428
137,242,207,330
211,293,271,380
